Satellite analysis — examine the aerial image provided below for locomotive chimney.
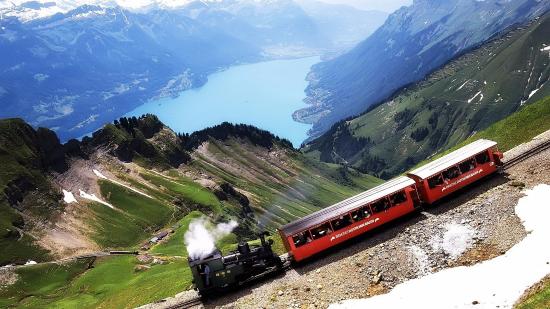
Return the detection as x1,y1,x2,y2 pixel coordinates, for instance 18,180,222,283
238,241,251,255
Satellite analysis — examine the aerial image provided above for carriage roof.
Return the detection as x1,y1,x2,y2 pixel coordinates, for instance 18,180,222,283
407,139,497,179
279,176,415,236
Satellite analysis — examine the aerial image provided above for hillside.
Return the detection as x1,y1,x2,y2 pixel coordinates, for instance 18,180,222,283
295,0,550,138
304,13,550,178
0,119,71,265
0,113,379,263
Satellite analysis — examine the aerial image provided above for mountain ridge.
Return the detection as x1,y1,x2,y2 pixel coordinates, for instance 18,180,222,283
304,11,550,178
296,0,550,139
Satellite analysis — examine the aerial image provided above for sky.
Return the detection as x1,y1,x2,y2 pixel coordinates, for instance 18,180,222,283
318,0,412,12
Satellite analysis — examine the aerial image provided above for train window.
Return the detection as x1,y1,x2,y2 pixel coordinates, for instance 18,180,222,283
351,208,364,222
476,151,490,164
331,214,353,231
390,191,407,206
310,223,333,240
428,174,444,189
362,205,372,219
292,231,311,248
443,166,460,180
459,158,476,174
371,198,390,213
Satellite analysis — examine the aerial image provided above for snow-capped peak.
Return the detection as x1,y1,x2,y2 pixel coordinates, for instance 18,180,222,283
0,0,211,22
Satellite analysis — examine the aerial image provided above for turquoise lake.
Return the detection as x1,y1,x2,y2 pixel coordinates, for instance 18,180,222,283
126,56,319,147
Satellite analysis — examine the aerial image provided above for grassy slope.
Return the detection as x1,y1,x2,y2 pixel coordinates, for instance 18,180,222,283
460,96,550,151
516,277,550,309
414,95,550,167
149,211,203,256
139,172,222,213
85,180,175,249
192,138,382,229
305,13,550,178
0,256,191,309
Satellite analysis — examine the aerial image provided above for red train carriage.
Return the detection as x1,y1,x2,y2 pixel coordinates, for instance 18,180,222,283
278,177,420,262
407,139,503,205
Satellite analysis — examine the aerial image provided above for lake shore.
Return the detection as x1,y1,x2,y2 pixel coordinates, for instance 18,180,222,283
125,56,320,147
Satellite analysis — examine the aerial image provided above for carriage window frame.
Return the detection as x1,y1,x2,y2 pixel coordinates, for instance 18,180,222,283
371,197,390,213
459,158,476,174
362,205,373,218
428,174,444,189
390,190,407,206
331,214,353,231
310,222,333,240
351,208,364,222
443,165,460,180
475,151,490,165
292,230,311,248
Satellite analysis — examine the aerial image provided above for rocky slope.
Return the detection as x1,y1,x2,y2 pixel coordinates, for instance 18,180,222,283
296,0,550,138
304,13,550,178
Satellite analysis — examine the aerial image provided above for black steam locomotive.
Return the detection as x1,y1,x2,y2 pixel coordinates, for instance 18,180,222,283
189,232,284,295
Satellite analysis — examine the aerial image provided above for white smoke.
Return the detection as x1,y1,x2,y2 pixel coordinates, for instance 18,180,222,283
184,217,238,260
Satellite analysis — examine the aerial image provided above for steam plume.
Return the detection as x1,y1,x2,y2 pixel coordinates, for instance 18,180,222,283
184,217,238,260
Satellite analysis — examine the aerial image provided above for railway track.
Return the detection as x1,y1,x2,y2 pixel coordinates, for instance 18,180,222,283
163,297,202,309
503,139,550,169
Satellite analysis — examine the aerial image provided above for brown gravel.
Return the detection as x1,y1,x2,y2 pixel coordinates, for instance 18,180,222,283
143,130,550,309
0,268,18,288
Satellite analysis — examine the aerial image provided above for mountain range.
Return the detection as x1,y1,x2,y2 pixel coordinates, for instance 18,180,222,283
0,0,387,141
304,11,550,178
296,0,550,139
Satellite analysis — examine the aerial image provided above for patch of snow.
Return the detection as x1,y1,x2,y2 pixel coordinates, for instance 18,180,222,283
408,245,431,276
79,189,114,209
467,91,482,103
93,169,108,179
62,189,78,204
24,260,37,265
456,80,469,91
541,45,550,52
430,222,476,259
93,169,154,199
331,184,550,309
529,88,540,99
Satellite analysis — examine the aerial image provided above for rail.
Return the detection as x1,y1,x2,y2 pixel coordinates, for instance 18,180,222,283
163,297,202,309
503,139,550,169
